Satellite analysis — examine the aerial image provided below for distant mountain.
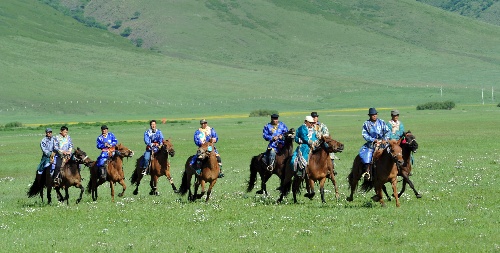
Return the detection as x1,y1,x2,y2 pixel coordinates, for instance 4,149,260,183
417,0,500,26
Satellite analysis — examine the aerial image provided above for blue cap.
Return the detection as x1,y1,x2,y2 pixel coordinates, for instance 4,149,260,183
45,128,52,133
368,108,378,115
271,113,279,119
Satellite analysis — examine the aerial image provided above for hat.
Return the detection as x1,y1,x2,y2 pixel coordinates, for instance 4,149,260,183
270,113,279,119
305,116,315,123
101,125,108,130
200,119,207,124
311,112,319,117
368,108,378,115
391,110,399,116
45,128,52,133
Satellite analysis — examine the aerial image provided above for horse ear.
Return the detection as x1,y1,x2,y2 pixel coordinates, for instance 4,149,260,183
77,147,81,151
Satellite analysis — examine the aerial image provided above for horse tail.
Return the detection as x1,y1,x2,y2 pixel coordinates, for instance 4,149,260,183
360,179,374,192
246,155,259,192
130,160,140,186
178,170,189,196
27,171,44,198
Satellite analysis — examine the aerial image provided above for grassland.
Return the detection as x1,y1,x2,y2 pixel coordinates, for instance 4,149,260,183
0,0,499,251
1,0,499,125
0,105,498,252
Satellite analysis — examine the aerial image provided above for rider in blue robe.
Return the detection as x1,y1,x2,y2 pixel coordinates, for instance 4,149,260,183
96,125,118,179
359,108,389,179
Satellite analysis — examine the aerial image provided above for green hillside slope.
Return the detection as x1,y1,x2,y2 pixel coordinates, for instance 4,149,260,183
1,0,499,125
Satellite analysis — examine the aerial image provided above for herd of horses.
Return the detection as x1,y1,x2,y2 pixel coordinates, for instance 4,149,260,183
27,130,420,207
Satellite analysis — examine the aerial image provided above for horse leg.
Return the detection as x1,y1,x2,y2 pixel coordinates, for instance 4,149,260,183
197,180,206,199
373,184,386,207
191,180,200,202
391,178,401,207
256,174,271,195
149,175,159,196
400,172,422,198
304,179,315,200
205,180,217,202
292,176,301,203
381,184,392,201
133,171,143,195
76,184,84,204
110,182,115,202
64,187,70,205
118,179,126,198
55,187,64,202
329,171,339,200
319,178,327,203
47,185,52,205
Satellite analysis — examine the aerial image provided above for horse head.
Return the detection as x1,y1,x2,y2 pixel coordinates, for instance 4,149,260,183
73,147,94,166
322,136,344,153
387,139,404,167
115,143,134,158
403,131,418,153
285,128,295,142
196,141,214,160
161,139,175,157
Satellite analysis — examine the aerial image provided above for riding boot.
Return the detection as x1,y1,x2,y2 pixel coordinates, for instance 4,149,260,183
218,163,224,178
99,165,107,180
53,167,61,184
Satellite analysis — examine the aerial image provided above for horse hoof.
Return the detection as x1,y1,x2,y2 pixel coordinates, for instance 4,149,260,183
133,190,138,195
371,195,381,202
256,190,264,194
346,197,353,202
416,194,422,198
118,193,124,197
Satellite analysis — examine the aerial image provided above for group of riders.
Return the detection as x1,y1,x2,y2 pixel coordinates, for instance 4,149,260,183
35,119,225,185
35,107,405,184
263,108,405,178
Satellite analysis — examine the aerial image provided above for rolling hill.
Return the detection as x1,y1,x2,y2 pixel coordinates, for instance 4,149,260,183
1,0,499,125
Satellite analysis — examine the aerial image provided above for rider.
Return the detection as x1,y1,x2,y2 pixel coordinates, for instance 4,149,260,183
141,120,164,175
53,125,73,184
311,111,338,176
190,119,224,178
36,128,57,175
291,116,318,177
96,125,118,180
262,113,288,170
359,108,389,180
387,109,405,140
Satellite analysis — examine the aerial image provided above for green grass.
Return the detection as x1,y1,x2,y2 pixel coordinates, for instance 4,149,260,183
0,105,498,252
1,0,500,125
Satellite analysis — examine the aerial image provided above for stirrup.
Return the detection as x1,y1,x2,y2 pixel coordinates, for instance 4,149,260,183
218,172,224,178
361,171,371,180
141,168,147,176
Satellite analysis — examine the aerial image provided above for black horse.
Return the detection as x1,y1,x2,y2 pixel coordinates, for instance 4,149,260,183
27,148,93,204
247,128,295,195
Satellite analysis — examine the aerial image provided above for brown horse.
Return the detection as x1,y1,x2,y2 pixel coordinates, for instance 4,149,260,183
247,128,295,195
382,131,421,199
130,139,177,196
86,143,134,202
277,136,344,203
347,139,404,207
178,141,220,202
27,148,93,204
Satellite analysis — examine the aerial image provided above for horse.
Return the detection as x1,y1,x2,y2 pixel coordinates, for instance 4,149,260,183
27,147,93,204
247,128,295,195
346,139,404,207
86,143,134,202
178,141,220,202
277,136,344,203
382,131,421,199
130,139,177,196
